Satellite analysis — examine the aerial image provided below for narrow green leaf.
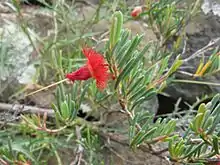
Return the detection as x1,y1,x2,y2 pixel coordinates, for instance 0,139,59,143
56,87,62,109
115,40,132,62
109,16,117,49
61,101,70,120
201,109,211,129
184,143,204,158
184,144,194,156
70,100,77,120
208,94,220,110
118,35,143,68
114,11,123,43
167,57,183,76
194,113,204,133
136,127,157,145
198,103,206,114
127,75,145,96
131,91,156,110
164,120,176,135
202,116,214,131
120,30,130,45
115,58,135,88
158,56,170,76
11,144,37,162
130,130,144,146
79,83,89,105
67,94,72,113
168,138,175,158
129,125,136,140
212,135,219,154
177,144,185,156
207,111,220,134
117,45,148,88
128,86,146,101
174,139,184,156
211,102,220,116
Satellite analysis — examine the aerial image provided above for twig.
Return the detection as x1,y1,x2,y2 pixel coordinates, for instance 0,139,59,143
181,38,187,55
151,148,169,155
0,158,9,165
177,70,194,77
0,103,54,117
172,79,220,86
25,79,68,97
183,37,220,63
71,126,84,165
70,126,84,165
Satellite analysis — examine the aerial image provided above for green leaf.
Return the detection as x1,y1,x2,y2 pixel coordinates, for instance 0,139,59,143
184,143,204,158
115,43,149,89
127,75,145,96
118,35,143,68
79,83,89,106
198,103,206,114
109,11,123,49
70,100,77,120
51,103,59,114
131,90,156,110
129,125,136,140
110,16,117,49
207,111,220,134
201,109,211,129
211,102,220,116
114,11,123,44
158,56,170,76
56,87,62,109
136,127,157,145
164,119,176,135
131,127,157,147
128,86,146,101
212,135,219,154
60,101,70,120
194,113,204,133
208,94,220,111
115,57,135,88
174,139,184,156
120,30,130,45
184,144,194,156
115,40,132,61
167,56,183,76
11,144,37,162
202,116,214,131
168,138,175,158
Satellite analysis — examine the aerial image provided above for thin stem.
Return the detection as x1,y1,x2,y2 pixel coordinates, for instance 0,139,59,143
52,144,63,165
182,37,220,63
25,79,68,97
172,79,220,86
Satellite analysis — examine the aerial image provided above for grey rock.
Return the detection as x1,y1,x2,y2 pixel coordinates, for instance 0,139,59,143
0,3,54,100
165,12,220,102
202,0,220,16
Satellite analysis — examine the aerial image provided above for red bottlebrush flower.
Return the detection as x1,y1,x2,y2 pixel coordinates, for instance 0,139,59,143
131,6,142,17
65,48,109,90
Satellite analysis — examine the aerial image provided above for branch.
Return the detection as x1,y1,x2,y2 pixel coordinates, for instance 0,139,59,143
182,37,220,63
0,103,54,117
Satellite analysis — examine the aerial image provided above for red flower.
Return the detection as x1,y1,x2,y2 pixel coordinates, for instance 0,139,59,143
131,6,142,17
65,48,109,90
